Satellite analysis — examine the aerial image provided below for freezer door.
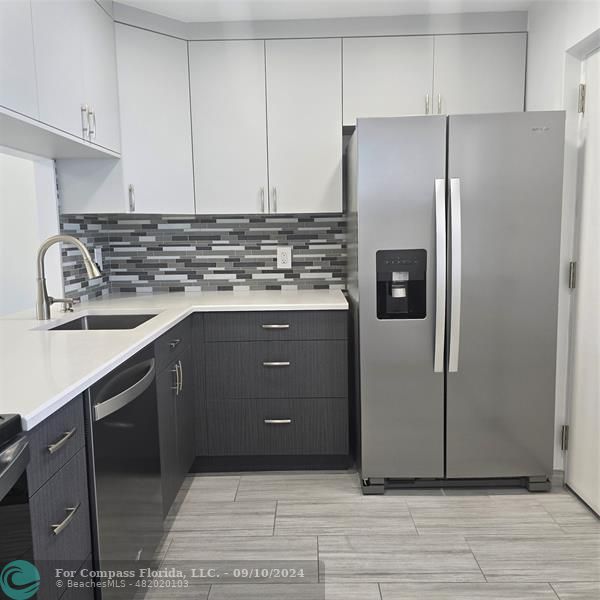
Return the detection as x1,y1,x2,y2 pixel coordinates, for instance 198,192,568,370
357,116,446,479
446,112,564,479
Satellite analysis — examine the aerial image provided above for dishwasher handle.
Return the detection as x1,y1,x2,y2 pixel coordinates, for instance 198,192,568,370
0,435,29,503
93,359,156,422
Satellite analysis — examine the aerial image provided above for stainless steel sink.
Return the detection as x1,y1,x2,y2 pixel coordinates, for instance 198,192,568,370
49,314,156,331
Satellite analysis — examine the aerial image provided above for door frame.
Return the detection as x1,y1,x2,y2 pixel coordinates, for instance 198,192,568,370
562,31,600,492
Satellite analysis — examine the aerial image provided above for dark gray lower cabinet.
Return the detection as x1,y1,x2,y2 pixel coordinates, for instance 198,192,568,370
201,310,349,465
155,319,196,516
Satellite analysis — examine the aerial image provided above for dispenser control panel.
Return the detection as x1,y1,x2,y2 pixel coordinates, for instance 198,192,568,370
376,249,426,319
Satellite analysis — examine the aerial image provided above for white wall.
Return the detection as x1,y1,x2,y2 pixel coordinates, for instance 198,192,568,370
0,147,62,316
526,0,600,470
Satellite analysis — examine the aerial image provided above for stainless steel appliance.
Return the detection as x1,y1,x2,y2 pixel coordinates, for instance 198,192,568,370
0,415,32,566
86,346,162,597
347,112,565,493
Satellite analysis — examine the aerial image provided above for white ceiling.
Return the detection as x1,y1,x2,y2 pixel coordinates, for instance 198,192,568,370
116,0,534,23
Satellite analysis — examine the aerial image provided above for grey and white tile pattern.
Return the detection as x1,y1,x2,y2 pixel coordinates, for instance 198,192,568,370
60,213,347,300
158,471,600,599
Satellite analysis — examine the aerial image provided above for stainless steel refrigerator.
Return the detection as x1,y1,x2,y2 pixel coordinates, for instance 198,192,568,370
347,112,565,493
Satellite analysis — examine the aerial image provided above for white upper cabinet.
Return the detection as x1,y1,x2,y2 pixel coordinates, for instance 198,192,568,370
80,0,121,152
433,33,526,114
31,1,86,139
190,40,268,215
116,24,194,214
0,1,38,118
265,38,343,214
343,36,434,125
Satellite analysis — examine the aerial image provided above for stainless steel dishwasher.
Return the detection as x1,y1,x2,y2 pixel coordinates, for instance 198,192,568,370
86,346,162,598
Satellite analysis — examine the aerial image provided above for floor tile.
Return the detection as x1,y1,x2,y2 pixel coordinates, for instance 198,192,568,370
318,535,485,583
380,582,558,599
551,582,600,599
534,494,600,532
180,476,241,502
208,583,381,599
467,534,600,582
163,535,319,583
166,500,276,535
236,473,361,502
407,496,563,536
275,499,416,536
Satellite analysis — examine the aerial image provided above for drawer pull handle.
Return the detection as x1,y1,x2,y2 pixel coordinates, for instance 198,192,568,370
169,339,181,349
261,324,290,329
264,419,292,425
262,361,290,367
47,428,77,455
51,503,81,536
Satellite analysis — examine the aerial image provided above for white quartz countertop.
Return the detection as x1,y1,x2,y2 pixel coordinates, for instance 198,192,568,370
0,289,347,430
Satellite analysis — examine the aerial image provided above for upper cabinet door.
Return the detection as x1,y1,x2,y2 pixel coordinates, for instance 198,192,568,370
0,1,38,118
80,0,121,152
31,1,86,138
343,36,434,125
190,40,268,215
433,33,526,115
116,24,194,214
266,38,342,214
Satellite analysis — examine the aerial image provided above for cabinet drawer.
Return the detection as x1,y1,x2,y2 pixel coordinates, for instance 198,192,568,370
208,397,348,456
206,340,347,399
27,396,85,496
30,449,91,600
204,311,347,342
59,556,94,600
154,317,192,373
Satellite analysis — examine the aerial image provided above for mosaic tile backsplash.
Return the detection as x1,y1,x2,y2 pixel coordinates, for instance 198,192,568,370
59,214,347,301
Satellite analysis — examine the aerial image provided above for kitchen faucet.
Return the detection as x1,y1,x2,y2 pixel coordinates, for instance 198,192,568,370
36,235,102,320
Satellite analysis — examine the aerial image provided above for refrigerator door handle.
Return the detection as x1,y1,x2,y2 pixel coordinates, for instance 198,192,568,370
448,177,462,372
434,178,446,373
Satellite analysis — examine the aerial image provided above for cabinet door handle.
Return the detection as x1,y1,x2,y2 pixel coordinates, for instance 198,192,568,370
261,324,290,330
262,361,290,367
260,187,265,213
437,93,442,114
264,419,292,425
169,339,181,350
51,503,81,536
81,104,89,139
128,184,135,212
425,93,430,115
88,106,96,140
178,360,183,393
47,428,77,455
171,363,180,394
271,187,277,213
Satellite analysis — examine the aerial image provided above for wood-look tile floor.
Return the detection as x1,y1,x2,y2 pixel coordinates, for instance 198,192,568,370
151,471,600,600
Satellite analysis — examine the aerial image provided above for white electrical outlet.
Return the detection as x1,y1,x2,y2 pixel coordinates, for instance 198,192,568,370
277,246,293,270
94,247,103,271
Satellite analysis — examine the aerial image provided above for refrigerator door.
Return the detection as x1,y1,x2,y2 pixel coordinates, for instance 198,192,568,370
446,111,564,479
357,116,446,479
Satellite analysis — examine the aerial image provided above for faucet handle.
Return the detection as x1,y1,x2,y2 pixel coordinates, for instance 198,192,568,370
50,297,76,313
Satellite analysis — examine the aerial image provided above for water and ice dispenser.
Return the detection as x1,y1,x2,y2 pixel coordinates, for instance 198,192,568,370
376,249,427,319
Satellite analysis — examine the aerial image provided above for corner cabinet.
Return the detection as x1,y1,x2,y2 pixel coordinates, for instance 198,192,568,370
116,24,195,214
265,38,343,214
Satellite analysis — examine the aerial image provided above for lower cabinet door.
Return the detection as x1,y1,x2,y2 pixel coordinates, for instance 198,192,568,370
207,397,348,456
156,364,180,517
176,348,196,475
29,450,91,600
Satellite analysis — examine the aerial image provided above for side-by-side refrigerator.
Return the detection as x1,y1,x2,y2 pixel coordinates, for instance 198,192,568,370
347,112,565,493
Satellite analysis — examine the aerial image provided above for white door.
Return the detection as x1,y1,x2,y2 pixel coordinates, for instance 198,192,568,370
80,0,121,152
0,0,38,118
566,50,600,514
116,24,194,214
433,33,526,114
190,40,268,215
266,38,342,214
343,36,434,125
31,1,86,138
